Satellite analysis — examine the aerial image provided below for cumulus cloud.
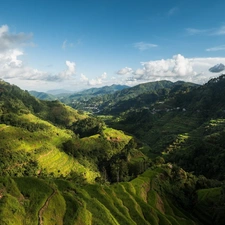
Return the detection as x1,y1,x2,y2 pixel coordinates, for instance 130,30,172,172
117,67,133,75
172,54,195,76
88,72,107,86
0,24,48,82
0,24,78,83
133,42,158,51
42,61,76,81
80,73,89,82
80,72,107,86
128,54,225,84
209,63,225,73
0,49,76,81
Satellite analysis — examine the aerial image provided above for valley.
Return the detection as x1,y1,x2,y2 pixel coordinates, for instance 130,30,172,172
0,76,225,224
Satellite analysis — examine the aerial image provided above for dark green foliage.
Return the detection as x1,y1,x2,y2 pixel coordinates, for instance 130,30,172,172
108,74,225,181
62,80,198,114
58,84,129,110
0,113,48,131
0,148,38,177
69,117,104,137
0,80,81,127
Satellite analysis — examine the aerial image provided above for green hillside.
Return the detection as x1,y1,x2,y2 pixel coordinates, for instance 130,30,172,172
29,91,57,101
108,75,225,180
0,78,225,224
2,165,222,225
65,80,198,114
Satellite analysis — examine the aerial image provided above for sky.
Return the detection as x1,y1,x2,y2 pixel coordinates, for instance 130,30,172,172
0,0,225,92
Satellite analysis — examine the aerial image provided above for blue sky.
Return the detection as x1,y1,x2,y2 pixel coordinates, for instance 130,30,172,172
0,0,225,91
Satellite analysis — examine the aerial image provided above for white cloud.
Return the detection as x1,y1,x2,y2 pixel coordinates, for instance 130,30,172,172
206,45,225,51
80,72,107,86
0,24,8,35
213,26,225,35
88,72,107,86
172,54,195,76
185,28,209,35
0,24,77,83
133,42,158,51
186,26,225,36
101,72,107,79
130,54,225,84
43,61,76,81
117,67,133,75
0,24,32,51
0,49,76,81
80,73,89,82
0,24,48,81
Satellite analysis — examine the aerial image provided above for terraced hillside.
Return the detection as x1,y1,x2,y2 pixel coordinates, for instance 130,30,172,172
1,165,218,225
0,113,99,182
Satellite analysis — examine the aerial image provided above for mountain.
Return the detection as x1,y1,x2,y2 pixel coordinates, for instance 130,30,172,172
0,79,135,181
2,166,223,225
71,84,130,96
29,90,57,101
59,84,130,105
109,74,225,180
46,89,74,95
0,78,225,224
209,63,225,73
68,80,199,114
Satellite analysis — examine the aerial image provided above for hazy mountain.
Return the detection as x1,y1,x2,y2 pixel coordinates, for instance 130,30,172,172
209,63,225,73
29,90,57,101
72,84,130,96
68,80,199,114
46,89,74,95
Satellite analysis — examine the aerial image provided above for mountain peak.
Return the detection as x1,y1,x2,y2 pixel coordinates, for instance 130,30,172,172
209,63,225,73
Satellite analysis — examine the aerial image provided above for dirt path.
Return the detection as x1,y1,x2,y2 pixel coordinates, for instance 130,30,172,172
38,188,57,225
38,149,53,160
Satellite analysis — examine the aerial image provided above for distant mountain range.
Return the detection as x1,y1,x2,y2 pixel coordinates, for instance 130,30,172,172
63,80,199,113
46,89,74,95
29,84,130,101
29,90,57,101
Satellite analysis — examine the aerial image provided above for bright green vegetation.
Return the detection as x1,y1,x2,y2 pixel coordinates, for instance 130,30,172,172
1,76,225,224
1,166,216,225
0,113,99,182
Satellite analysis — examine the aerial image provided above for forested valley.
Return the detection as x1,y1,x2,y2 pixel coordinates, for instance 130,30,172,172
1,75,225,224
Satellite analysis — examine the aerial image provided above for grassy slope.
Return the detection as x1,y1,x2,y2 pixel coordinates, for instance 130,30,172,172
0,113,99,182
0,167,202,225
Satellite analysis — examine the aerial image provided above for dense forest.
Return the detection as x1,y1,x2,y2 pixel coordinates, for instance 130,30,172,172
0,76,225,224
